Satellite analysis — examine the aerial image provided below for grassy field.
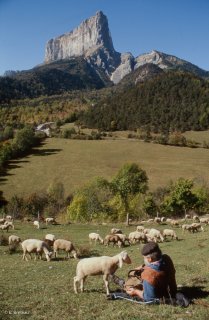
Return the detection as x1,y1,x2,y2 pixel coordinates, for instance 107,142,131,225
1,136,209,199
1,221,209,320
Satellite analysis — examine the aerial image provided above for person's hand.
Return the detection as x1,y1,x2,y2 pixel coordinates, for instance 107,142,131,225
126,287,136,296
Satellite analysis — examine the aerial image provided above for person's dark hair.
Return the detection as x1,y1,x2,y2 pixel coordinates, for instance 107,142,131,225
141,242,162,261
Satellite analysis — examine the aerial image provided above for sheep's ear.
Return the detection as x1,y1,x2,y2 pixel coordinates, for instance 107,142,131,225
118,255,123,268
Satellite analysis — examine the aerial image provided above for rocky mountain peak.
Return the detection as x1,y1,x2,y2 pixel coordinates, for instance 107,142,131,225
44,11,116,64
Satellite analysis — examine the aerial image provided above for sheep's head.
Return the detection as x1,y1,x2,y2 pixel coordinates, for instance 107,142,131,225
118,251,131,268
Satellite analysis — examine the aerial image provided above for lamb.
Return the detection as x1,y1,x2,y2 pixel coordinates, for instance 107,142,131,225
89,233,104,244
147,228,164,243
33,221,40,229
53,239,78,259
8,235,22,246
74,251,131,295
45,217,56,225
111,228,123,234
162,229,178,240
104,234,123,247
44,234,56,246
128,231,147,244
21,239,52,261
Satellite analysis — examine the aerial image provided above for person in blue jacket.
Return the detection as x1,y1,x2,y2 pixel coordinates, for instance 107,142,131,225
126,241,177,302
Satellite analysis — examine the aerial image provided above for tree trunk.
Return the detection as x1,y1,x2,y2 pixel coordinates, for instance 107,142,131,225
126,212,130,226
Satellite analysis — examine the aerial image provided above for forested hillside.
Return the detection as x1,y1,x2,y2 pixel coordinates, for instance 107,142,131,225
82,71,209,132
0,58,112,103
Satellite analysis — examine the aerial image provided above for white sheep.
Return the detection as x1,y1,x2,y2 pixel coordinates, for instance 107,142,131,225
136,225,145,232
154,217,161,223
111,228,123,234
0,224,12,232
89,233,104,244
200,217,209,224
6,215,13,221
4,221,15,230
143,228,151,234
162,229,178,240
45,217,56,225
104,234,123,247
147,228,164,242
74,251,131,295
193,215,200,222
115,233,130,246
8,235,22,246
128,231,147,244
191,223,204,232
53,239,78,259
0,218,6,224
33,221,40,229
44,234,56,246
21,239,52,261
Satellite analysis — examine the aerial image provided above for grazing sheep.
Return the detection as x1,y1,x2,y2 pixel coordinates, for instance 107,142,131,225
162,229,178,240
182,224,193,232
21,239,52,261
6,215,13,221
191,223,204,232
44,234,56,246
170,220,180,227
129,231,147,244
200,217,209,224
115,233,130,246
104,235,123,247
53,239,78,259
111,228,123,234
185,214,191,219
4,221,14,230
74,251,131,295
193,215,200,222
143,228,151,235
0,224,12,232
8,235,22,246
33,221,40,229
89,233,104,244
45,217,56,225
147,229,164,243
154,217,161,224
136,225,145,232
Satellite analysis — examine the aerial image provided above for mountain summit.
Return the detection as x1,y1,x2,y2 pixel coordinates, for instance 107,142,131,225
45,11,120,75
44,11,209,84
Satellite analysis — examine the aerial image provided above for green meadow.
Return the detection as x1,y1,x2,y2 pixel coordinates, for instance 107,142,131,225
1,221,209,320
1,136,209,199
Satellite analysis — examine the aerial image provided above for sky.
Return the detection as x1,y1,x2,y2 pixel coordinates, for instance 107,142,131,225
0,0,209,75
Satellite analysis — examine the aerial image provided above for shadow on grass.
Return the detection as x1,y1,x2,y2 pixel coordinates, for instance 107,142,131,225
181,286,209,299
32,148,62,157
0,143,62,182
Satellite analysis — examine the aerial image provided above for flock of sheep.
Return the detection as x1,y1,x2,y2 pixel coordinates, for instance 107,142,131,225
1,213,209,295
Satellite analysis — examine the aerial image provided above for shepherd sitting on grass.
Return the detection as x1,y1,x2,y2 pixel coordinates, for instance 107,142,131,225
109,242,189,307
